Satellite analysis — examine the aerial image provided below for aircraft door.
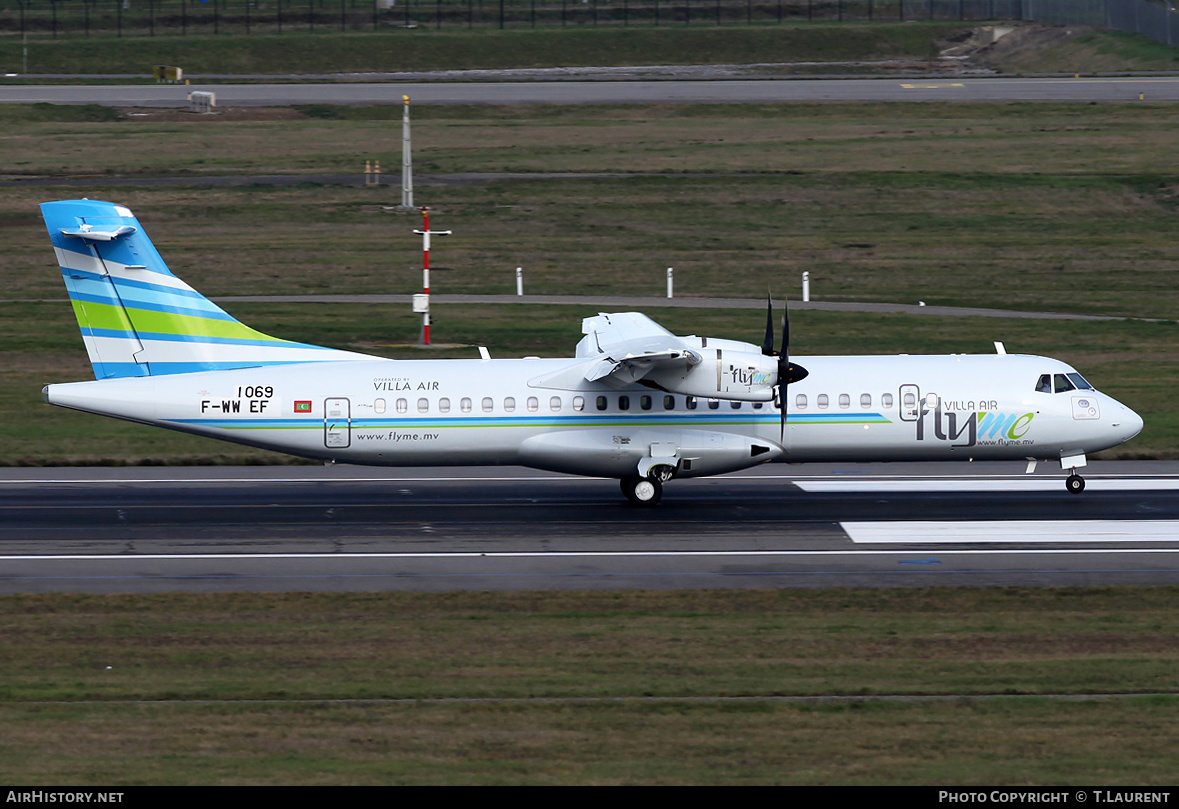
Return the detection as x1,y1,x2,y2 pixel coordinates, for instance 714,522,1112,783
324,397,351,448
898,384,920,422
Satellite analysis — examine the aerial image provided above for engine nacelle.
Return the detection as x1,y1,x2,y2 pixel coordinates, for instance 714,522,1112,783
645,342,778,402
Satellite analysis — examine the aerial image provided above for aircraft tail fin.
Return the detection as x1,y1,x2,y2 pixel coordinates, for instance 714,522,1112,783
42,199,371,379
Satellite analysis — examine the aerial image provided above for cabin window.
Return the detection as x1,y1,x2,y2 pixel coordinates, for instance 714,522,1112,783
460,397,472,413
573,396,585,412
795,394,807,410
708,399,720,410
503,397,515,413
640,395,652,411
686,396,698,410
374,398,386,415
817,394,829,410
903,391,916,410
881,393,894,409
860,393,872,408
481,397,493,413
417,398,429,413
753,401,764,410
838,394,850,410
596,396,608,411
550,396,562,412
527,397,539,412
439,398,451,413
396,398,408,414
664,395,675,410
730,401,742,410
618,396,630,411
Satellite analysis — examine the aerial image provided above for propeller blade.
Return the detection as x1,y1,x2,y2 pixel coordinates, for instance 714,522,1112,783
761,295,775,357
774,301,809,442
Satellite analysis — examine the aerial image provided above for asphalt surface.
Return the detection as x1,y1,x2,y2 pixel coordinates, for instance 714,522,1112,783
1,462,1176,594
4,75,1179,107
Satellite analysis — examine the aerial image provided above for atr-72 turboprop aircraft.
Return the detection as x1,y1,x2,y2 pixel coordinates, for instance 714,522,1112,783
41,199,1143,505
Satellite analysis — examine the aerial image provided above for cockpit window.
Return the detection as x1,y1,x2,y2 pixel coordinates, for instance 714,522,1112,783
1038,371,1096,394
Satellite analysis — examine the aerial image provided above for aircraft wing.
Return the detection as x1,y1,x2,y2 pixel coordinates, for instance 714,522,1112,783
576,313,698,384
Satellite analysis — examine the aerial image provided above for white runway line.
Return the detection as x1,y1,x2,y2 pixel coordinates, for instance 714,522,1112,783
796,478,1179,492
843,520,1179,544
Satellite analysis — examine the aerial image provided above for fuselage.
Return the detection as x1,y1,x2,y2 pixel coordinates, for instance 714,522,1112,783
44,352,1143,479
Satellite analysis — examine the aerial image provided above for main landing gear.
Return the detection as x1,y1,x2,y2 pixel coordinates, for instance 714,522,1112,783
621,476,662,506
621,464,676,506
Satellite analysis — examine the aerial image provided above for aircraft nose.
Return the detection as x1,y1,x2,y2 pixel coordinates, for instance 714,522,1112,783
1121,406,1145,442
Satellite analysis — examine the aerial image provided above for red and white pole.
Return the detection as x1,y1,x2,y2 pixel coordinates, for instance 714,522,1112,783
413,207,451,346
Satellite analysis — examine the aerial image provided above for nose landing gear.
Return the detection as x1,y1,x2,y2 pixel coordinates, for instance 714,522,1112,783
1066,472,1086,494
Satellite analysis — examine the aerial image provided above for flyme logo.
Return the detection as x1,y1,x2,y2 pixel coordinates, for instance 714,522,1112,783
916,402,1035,448
728,365,772,388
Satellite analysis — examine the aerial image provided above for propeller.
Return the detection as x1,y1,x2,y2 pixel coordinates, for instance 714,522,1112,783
762,296,809,441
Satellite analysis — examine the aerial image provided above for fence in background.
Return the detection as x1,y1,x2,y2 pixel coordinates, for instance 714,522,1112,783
0,0,1173,47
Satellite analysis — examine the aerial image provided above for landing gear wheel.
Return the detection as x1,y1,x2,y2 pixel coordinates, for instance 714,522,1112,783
621,476,662,506
1065,473,1086,494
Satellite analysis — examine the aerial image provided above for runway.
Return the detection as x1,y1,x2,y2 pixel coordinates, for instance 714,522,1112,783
4,76,1179,107
1,462,1176,594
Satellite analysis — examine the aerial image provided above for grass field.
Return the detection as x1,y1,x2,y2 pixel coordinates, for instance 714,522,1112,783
0,22,961,75
1,588,1177,785
4,21,1179,77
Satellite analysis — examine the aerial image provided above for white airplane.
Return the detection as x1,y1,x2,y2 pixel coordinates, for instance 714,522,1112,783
41,199,1144,505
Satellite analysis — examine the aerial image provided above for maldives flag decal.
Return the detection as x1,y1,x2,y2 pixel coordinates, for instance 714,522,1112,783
295,401,313,413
